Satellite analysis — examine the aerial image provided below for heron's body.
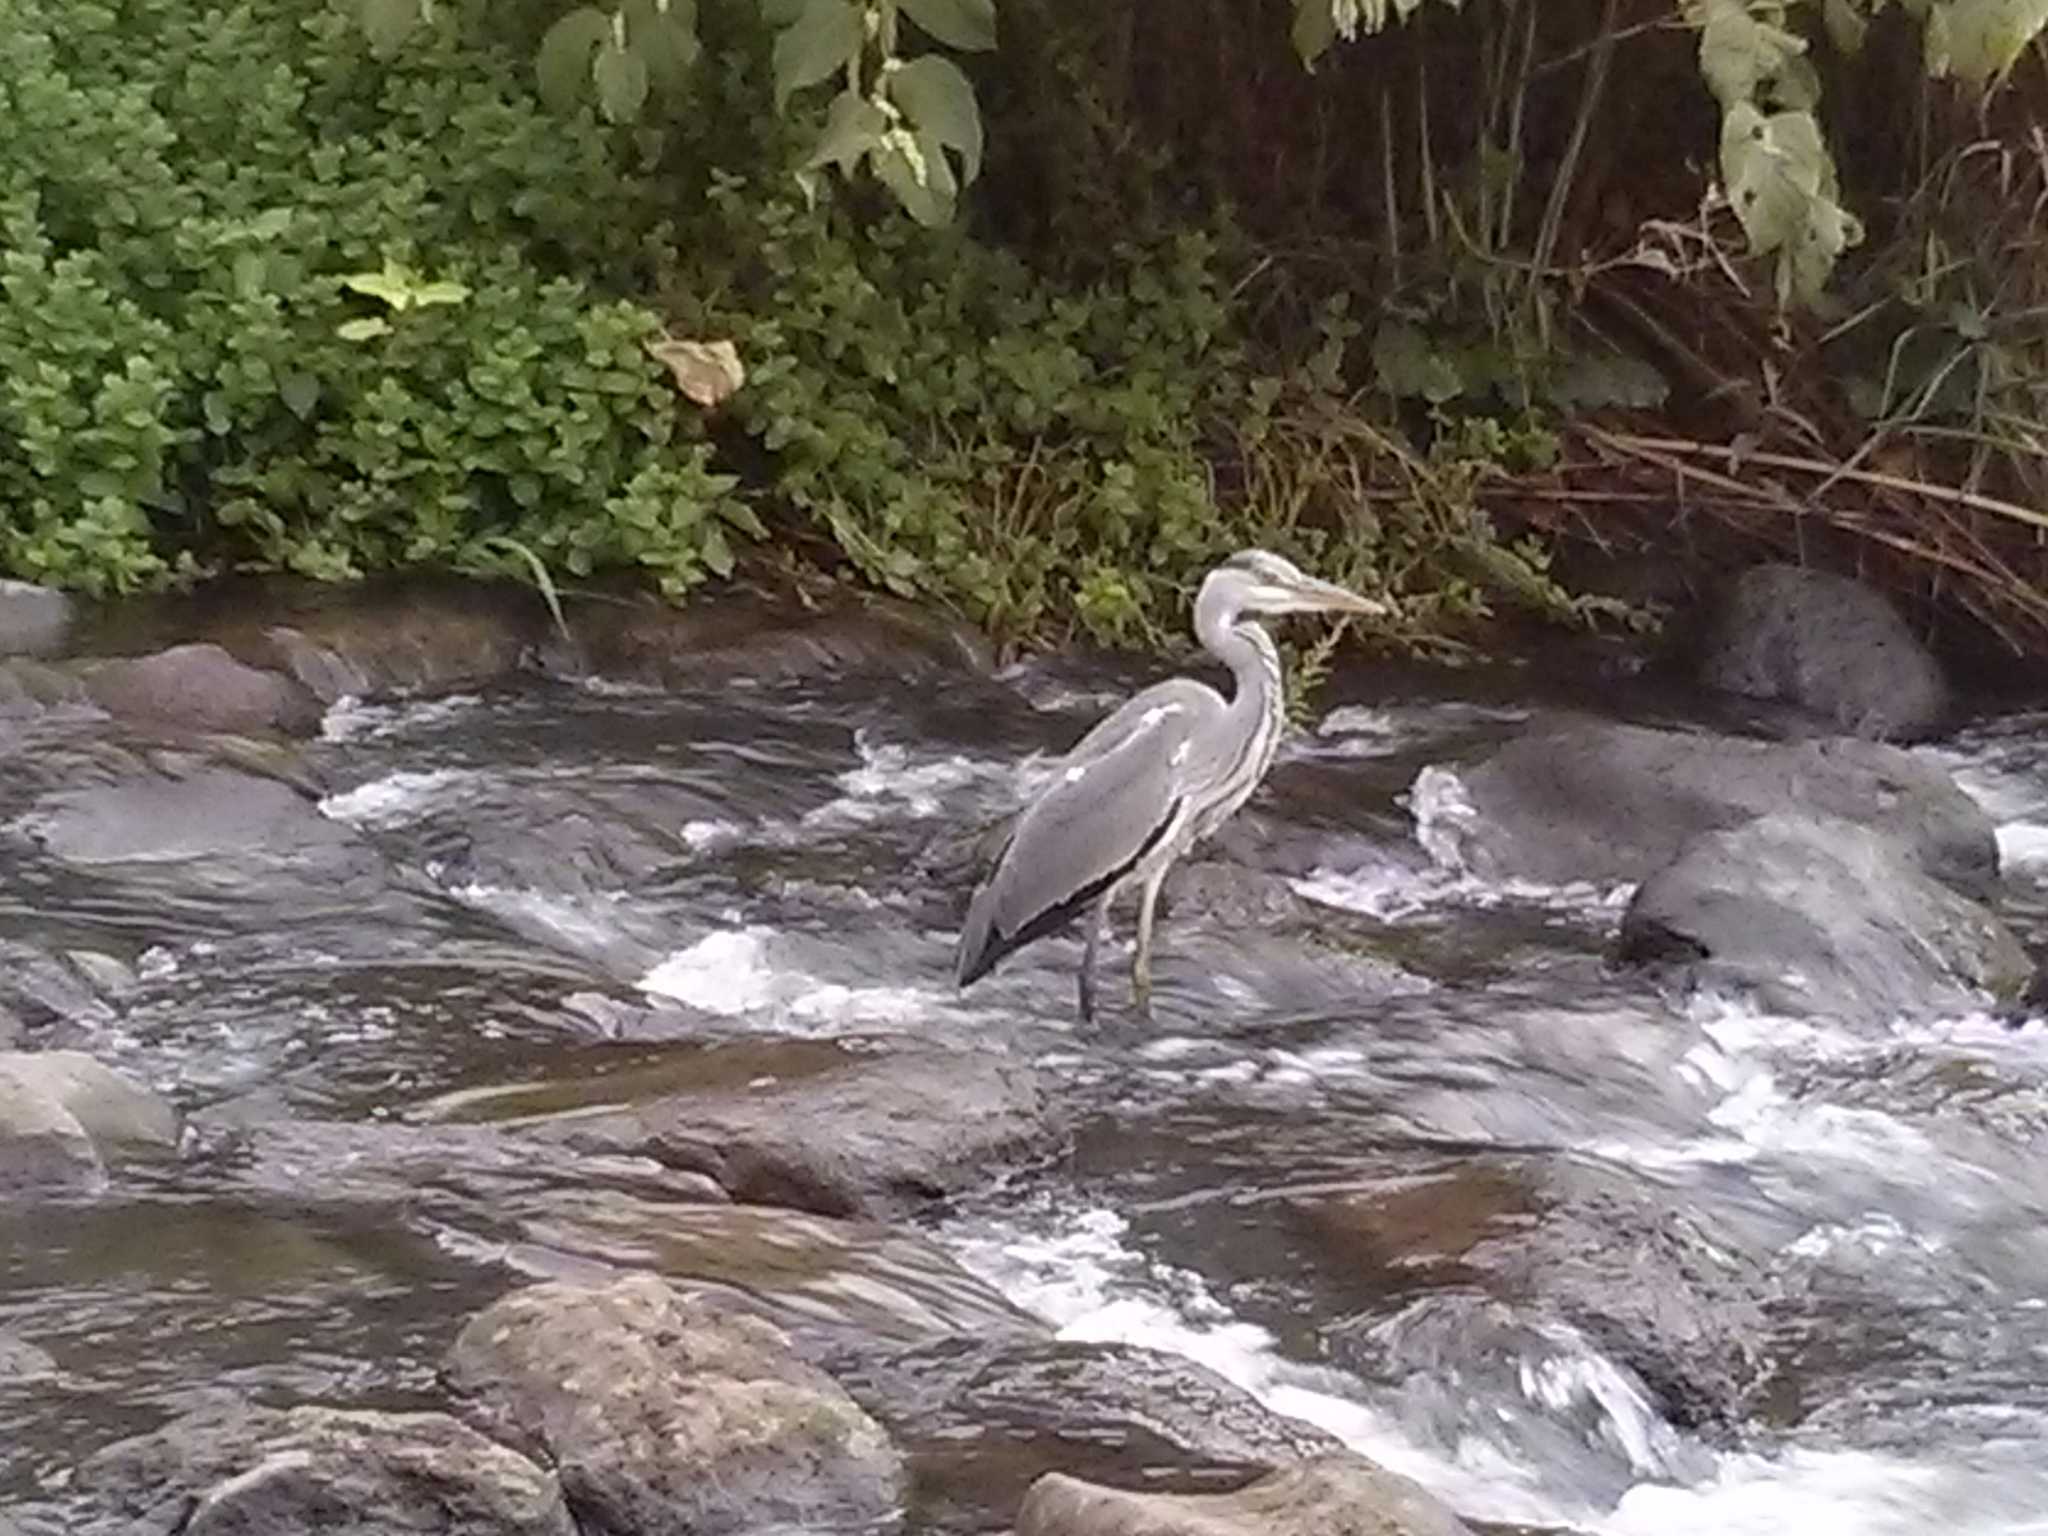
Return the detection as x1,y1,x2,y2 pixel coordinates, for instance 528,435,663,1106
954,550,1385,1020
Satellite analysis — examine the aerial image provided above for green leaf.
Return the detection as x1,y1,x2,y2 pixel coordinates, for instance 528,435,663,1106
360,0,420,59
1720,103,1826,254
341,268,414,307
280,372,320,420
1926,0,2048,85
537,6,611,112
1291,0,1338,67
873,133,955,225
1698,0,1808,109
886,55,983,184
594,38,651,123
337,317,393,341
701,523,735,577
1823,0,1869,52
898,0,997,51
1371,321,1463,403
772,0,864,112
625,0,700,90
805,88,889,173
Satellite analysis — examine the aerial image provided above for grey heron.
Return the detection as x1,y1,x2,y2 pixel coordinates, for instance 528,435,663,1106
955,549,1388,1020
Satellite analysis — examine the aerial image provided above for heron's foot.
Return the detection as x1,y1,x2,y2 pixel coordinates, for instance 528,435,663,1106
1130,963,1154,1021
1077,967,1097,1024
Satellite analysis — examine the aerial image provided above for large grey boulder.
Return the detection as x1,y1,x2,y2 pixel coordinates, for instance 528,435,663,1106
0,579,74,657
493,1037,1064,1218
1418,718,1997,897
1015,1452,1476,1536
81,643,319,735
0,1051,177,1191
74,1401,572,1535
1618,812,2031,1022
444,1274,905,1536
1697,563,1951,740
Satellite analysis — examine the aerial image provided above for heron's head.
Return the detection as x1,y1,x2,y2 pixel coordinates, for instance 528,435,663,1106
1209,548,1389,619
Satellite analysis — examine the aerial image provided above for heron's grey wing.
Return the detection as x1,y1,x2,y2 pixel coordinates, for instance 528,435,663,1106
956,693,1219,986
1058,678,1223,768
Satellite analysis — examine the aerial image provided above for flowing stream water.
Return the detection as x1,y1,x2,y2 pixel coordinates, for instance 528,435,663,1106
5,644,2048,1534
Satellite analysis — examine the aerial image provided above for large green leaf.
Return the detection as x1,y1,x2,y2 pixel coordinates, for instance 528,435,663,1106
625,0,700,91
360,0,420,59
1720,103,1861,303
1926,0,2048,85
898,0,997,52
773,0,864,111
1291,0,1338,66
1698,0,1809,108
594,37,651,122
873,131,956,226
886,55,982,184
537,7,611,112
805,88,888,173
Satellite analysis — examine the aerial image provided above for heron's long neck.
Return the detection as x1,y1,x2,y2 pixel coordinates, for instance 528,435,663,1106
1195,596,1287,800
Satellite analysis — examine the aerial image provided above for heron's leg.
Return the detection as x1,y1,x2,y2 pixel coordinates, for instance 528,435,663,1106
1131,867,1168,1019
1078,890,1112,1023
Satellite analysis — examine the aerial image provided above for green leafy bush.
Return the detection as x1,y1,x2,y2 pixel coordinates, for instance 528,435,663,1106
0,0,747,596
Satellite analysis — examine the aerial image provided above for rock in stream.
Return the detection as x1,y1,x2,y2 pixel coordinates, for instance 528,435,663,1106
444,1273,905,1536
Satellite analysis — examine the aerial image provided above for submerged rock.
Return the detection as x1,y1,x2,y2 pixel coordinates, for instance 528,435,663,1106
25,769,353,865
1618,812,2031,1021
499,1036,1064,1218
74,1400,572,1535
1696,563,1951,741
0,579,75,658
1422,718,1997,897
837,1335,1341,1531
444,1273,904,1536
81,643,320,735
1015,1452,1476,1536
1306,1153,1773,1432
0,1050,177,1191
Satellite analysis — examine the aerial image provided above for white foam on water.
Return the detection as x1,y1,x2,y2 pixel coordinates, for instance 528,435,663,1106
940,1202,1633,1528
635,925,932,1027
320,692,484,743
1598,1441,2048,1536
447,882,629,953
943,1199,2048,1535
798,732,1011,830
1292,860,1630,924
318,768,484,829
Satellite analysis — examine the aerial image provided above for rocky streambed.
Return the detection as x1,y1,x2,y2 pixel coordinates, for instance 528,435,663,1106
3,570,2047,1535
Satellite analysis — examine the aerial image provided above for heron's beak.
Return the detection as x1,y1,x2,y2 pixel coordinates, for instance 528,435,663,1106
1283,575,1390,618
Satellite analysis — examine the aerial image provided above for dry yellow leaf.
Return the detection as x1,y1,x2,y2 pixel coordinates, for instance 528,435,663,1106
647,337,745,407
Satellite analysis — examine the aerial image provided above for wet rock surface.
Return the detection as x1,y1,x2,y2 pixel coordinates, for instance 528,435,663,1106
495,1036,1065,1218
1307,1154,1774,1432
1015,1452,1478,1536
0,1051,177,1191
444,1273,905,1536
839,1336,1342,1529
79,643,321,736
23,768,355,866
73,1400,572,1536
0,581,74,659
1696,563,1951,741
1428,717,1998,896
1618,812,2031,1021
